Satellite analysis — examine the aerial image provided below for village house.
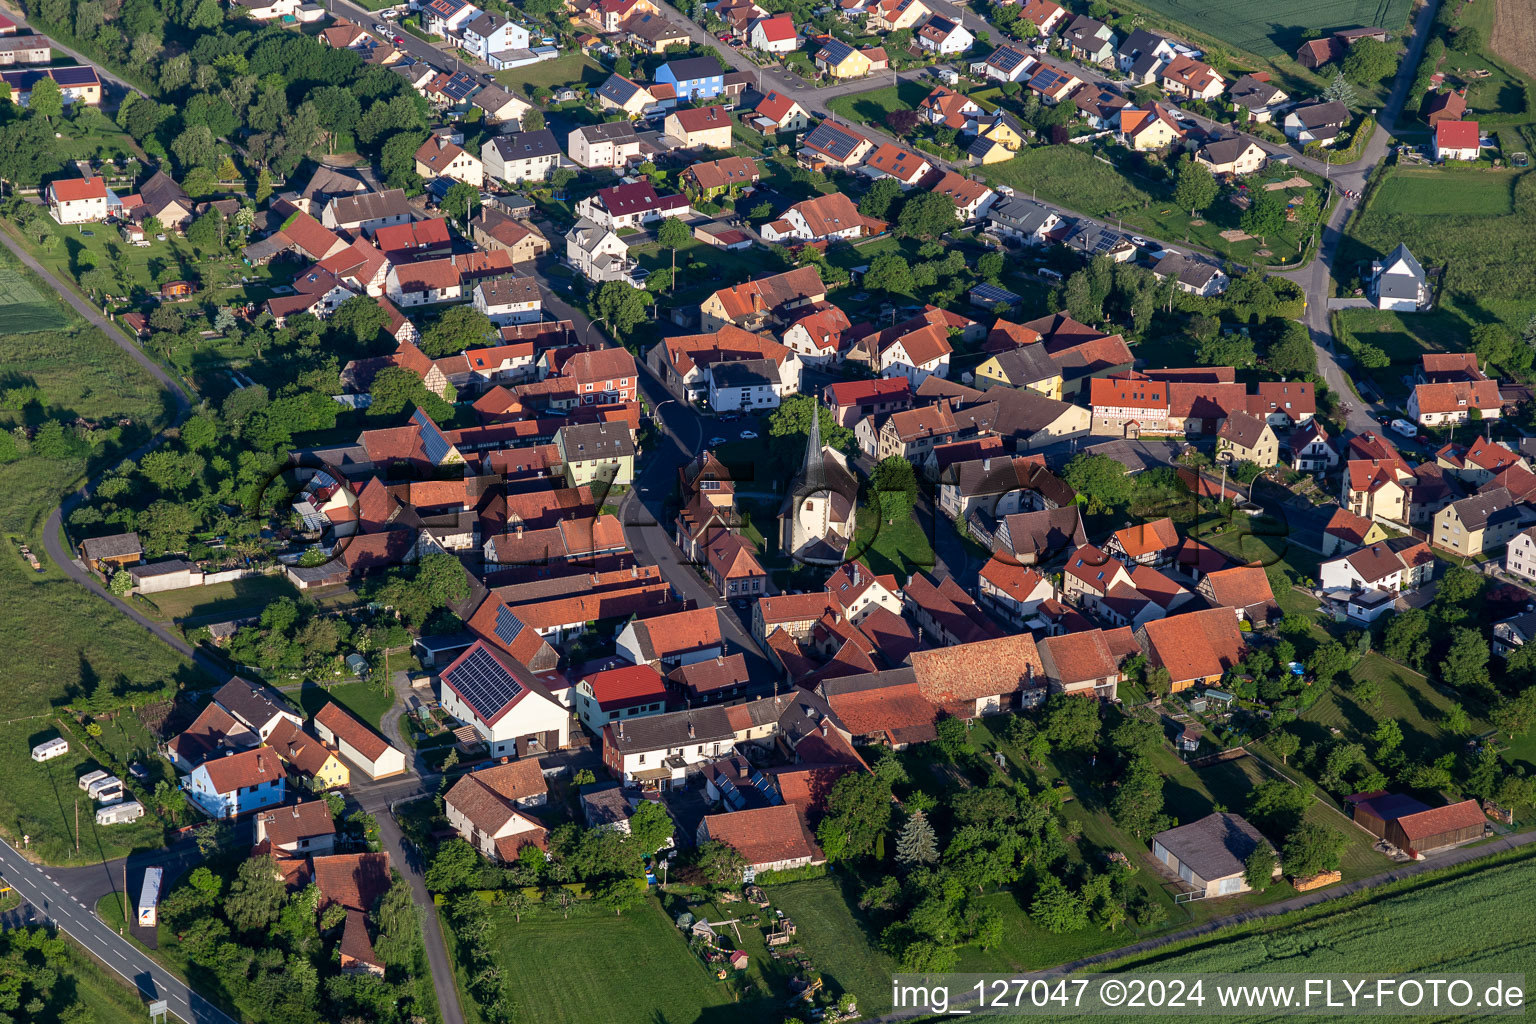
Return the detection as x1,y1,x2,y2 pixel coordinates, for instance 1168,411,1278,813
749,91,812,134
182,748,285,819
748,12,798,52
797,119,874,170
471,208,550,263
481,129,563,183
576,181,690,232
696,804,824,877
664,104,735,150
1196,135,1268,176
1283,100,1349,146
1118,103,1184,151
575,664,668,732
255,801,337,858
1371,243,1431,311
46,175,108,224
263,719,350,790
1434,119,1480,162
1216,410,1279,467
1063,14,1116,64
1158,55,1224,100
1319,537,1435,601
1290,419,1337,473
698,266,826,332
1409,379,1502,426
414,136,485,187
444,760,551,861
568,121,643,169
566,217,645,286
760,192,875,244
1433,488,1536,557
917,15,974,54
439,641,569,760
1152,251,1229,297
1135,607,1245,692
313,702,407,781
1229,73,1289,122
975,42,1037,83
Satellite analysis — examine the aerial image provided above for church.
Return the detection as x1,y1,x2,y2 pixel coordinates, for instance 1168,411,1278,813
779,408,859,565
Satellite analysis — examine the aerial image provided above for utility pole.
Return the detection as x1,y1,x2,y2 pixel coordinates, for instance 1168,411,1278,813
74,800,79,854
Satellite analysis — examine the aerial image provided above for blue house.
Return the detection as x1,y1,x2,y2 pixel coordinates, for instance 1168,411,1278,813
182,747,285,819
653,56,725,102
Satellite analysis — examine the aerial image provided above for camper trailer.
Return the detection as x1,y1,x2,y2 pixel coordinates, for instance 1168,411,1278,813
88,775,124,804
97,800,145,826
31,737,69,762
78,769,109,792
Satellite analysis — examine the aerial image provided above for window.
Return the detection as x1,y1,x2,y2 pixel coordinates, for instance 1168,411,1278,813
638,754,646,764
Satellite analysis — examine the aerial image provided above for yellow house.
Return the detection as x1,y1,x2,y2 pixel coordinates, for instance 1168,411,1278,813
974,345,1063,400
871,0,930,31
1216,411,1279,468
1119,104,1183,151
816,38,872,79
974,111,1027,153
266,720,351,791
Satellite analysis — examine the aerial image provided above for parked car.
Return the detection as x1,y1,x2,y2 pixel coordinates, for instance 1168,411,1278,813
393,34,405,44
740,429,758,439
709,436,727,447
373,23,388,33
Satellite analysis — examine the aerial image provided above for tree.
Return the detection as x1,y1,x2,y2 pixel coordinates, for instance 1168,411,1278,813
1109,718,1161,757
1244,844,1276,892
656,217,691,294
1307,640,1350,686
1240,187,1286,243
864,252,913,295
599,880,642,916
503,889,532,924
1325,71,1358,106
1440,628,1490,694
895,811,939,867
1343,37,1397,84
1111,756,1167,838
1269,730,1300,766
1173,158,1218,217
1452,24,1483,54
255,167,274,204
368,366,435,418
185,206,226,254
896,191,957,239
816,772,893,862
440,181,481,230
593,280,650,342
869,455,918,522
1445,701,1472,736
425,839,481,893
226,854,288,932
523,108,546,131
28,76,62,123
109,568,135,596
420,305,494,358
172,124,217,171
860,177,903,220
1197,331,1258,367
627,799,674,858
330,295,389,345
885,109,919,135
767,394,857,456
1266,320,1317,377
1492,687,1536,738
1281,822,1346,879
1062,453,1132,514
1383,608,1431,669
1042,692,1100,752
1030,876,1088,933
696,840,746,886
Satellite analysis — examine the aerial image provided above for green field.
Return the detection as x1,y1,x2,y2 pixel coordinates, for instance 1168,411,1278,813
825,80,935,126
1120,0,1413,59
141,573,299,625
495,51,607,95
1371,168,1517,216
1106,847,1536,984
294,679,397,730
767,876,901,1013
0,265,69,332
849,503,937,583
466,898,737,1024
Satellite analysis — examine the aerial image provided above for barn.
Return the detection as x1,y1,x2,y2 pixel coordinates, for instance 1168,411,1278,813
1151,812,1278,898
1347,792,1487,856
313,701,407,780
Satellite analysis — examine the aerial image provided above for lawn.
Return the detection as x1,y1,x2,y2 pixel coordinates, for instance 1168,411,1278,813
825,79,934,127
981,146,1325,264
766,875,901,1014
0,263,69,331
1440,0,1534,124
1371,167,1517,216
463,897,738,1024
140,573,300,625
1334,305,1471,407
294,679,397,730
1283,651,1483,764
848,503,936,583
495,51,608,96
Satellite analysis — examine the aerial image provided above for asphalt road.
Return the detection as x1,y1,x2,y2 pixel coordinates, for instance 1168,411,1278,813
0,838,236,1024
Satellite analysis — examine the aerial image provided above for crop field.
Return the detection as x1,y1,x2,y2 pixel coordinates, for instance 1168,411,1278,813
1106,848,1536,985
0,264,69,332
1371,168,1516,216
1124,0,1412,58
1492,0,1536,82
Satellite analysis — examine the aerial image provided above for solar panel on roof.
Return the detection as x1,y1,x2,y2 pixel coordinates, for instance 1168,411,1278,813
449,646,524,720
750,770,783,806
715,773,746,810
494,604,526,646
412,408,453,464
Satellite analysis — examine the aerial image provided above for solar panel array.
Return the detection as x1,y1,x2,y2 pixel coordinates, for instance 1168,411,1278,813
716,773,746,811
449,646,523,720
412,408,453,464
750,770,784,806
495,604,526,646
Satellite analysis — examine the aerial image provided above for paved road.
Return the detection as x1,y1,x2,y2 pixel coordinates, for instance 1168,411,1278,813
0,838,236,1024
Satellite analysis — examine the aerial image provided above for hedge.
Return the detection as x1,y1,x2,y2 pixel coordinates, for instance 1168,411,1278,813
754,863,830,886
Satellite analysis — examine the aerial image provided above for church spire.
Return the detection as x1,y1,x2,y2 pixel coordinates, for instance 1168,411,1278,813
800,403,826,492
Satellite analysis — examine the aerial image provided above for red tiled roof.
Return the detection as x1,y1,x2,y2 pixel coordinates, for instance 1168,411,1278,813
50,176,106,202
1435,119,1479,151
312,852,392,912
1395,799,1486,841
909,634,1042,707
315,701,395,763
199,748,279,793
1091,374,1169,412
1114,518,1179,558
584,664,667,710
1138,607,1245,683
702,804,819,866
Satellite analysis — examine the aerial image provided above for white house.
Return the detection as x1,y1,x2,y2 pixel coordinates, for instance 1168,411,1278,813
575,181,690,232
1434,119,1480,162
566,217,647,286
602,705,738,787
759,192,870,244
1504,526,1536,586
46,176,108,224
414,137,485,187
568,121,642,169
472,275,543,326
213,678,303,741
457,11,529,62
313,701,406,780
420,0,482,36
574,664,668,732
481,129,563,184
707,358,792,413
747,13,798,53
1282,100,1348,146
439,641,571,759
182,748,285,820
443,760,550,862
1318,539,1434,599
616,607,724,670
916,15,973,55
1370,243,1430,312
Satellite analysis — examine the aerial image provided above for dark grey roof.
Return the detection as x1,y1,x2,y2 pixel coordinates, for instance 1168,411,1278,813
139,169,190,213
1448,487,1529,532
710,357,777,389
559,420,636,459
659,56,724,81
1289,99,1347,129
488,129,561,163
214,677,300,731
990,196,1056,233
598,73,647,106
1153,812,1267,881
129,558,197,578
990,342,1057,384
1230,74,1283,109
476,274,541,306
606,704,736,752
1002,506,1087,559
1154,251,1224,289
581,782,632,827
1117,28,1168,61
1199,135,1258,165
575,120,638,143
